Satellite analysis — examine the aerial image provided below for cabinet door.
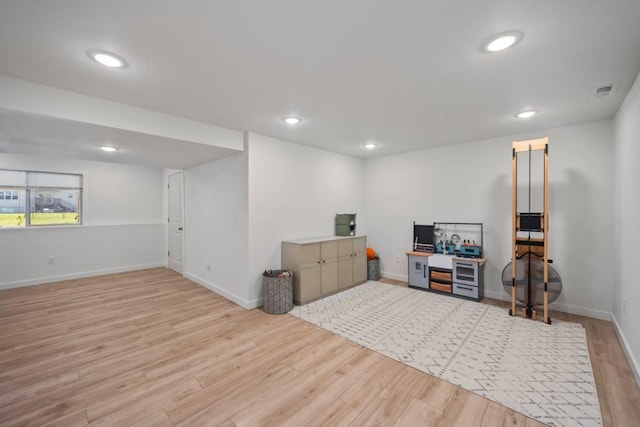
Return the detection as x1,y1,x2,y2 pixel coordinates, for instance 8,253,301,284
353,254,367,284
352,237,366,256
321,261,338,294
319,241,339,295
300,243,321,267
337,258,353,290
321,241,339,260
337,239,352,257
297,265,321,303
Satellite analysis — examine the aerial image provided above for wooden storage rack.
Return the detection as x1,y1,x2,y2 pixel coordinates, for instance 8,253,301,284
510,137,551,324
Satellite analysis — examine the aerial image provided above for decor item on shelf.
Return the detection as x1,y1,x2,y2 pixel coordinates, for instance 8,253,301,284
335,213,356,236
459,241,481,257
436,240,466,255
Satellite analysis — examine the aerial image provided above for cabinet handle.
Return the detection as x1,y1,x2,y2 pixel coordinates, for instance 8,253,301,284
457,285,474,291
322,260,326,263
317,261,321,264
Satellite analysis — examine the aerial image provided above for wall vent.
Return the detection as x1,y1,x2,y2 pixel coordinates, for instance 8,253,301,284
591,83,618,99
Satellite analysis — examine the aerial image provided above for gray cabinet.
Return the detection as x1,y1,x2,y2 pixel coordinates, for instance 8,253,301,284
282,236,366,305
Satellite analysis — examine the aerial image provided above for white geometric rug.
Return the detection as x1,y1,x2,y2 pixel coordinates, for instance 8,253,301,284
290,281,602,427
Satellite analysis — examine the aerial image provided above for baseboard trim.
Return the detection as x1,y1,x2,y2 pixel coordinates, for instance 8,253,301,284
381,271,408,282
185,273,262,310
382,276,613,321
611,314,640,389
549,302,611,321
0,262,167,290
483,289,611,321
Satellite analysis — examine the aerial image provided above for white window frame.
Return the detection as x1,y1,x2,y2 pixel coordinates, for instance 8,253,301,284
0,169,83,228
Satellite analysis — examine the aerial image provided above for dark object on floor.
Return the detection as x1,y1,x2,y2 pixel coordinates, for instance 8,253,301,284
262,270,293,314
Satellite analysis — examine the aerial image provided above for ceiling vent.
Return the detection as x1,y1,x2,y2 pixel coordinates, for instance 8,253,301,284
591,83,618,99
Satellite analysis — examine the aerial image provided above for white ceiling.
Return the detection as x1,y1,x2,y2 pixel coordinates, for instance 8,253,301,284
0,0,639,166
0,108,239,169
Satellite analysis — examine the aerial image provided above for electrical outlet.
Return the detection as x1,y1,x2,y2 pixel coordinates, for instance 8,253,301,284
206,264,211,272
48,256,55,265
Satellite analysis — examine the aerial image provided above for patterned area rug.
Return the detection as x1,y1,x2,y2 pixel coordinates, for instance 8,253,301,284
290,282,602,427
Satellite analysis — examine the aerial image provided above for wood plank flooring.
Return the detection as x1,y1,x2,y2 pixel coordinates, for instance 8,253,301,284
0,268,637,426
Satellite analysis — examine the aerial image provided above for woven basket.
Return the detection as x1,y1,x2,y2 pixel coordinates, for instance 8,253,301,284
368,259,381,281
262,273,293,314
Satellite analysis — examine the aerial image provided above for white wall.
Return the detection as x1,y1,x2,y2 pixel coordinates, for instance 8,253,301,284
181,133,364,308
613,71,640,383
0,154,166,288
0,224,164,288
247,133,365,303
364,120,614,320
183,151,250,307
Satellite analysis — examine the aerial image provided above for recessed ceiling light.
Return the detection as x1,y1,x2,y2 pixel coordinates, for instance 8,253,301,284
516,110,538,119
100,146,118,152
365,143,377,149
283,116,301,125
482,31,523,53
87,50,128,68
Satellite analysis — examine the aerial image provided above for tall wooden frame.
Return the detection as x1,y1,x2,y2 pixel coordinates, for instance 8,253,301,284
510,137,551,324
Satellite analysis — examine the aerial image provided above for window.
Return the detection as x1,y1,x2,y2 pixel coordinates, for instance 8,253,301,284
0,170,82,228
0,190,19,200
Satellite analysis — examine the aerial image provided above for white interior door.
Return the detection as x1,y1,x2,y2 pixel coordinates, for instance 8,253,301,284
168,172,183,273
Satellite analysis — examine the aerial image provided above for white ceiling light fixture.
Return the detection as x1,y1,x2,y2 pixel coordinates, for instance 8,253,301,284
100,146,118,152
365,143,377,149
283,116,301,125
515,110,538,119
482,31,523,53
87,50,128,68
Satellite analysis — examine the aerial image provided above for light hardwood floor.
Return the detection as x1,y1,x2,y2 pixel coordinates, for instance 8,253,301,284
0,269,637,426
